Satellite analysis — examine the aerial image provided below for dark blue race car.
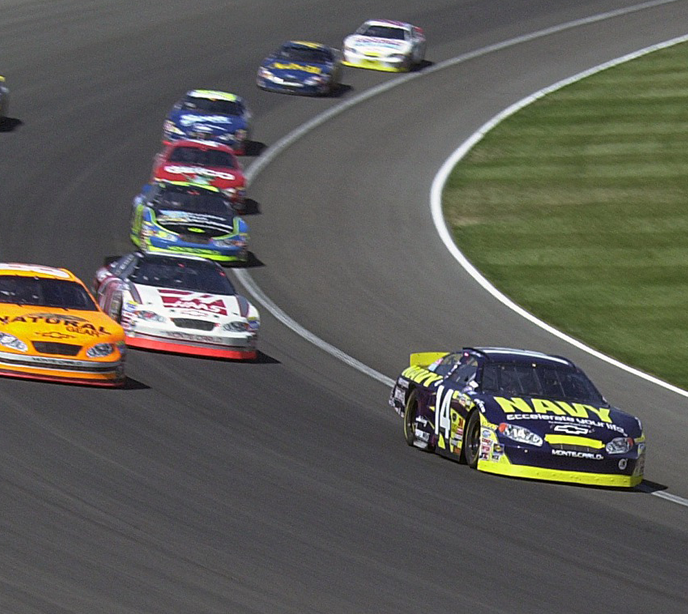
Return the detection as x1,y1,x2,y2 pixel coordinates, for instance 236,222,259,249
162,90,252,154
390,347,646,488
257,41,342,96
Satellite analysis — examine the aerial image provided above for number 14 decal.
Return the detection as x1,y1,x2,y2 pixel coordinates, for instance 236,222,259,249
434,385,454,440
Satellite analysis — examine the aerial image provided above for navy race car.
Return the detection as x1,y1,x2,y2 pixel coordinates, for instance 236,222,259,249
257,41,342,96
390,347,645,488
162,90,252,154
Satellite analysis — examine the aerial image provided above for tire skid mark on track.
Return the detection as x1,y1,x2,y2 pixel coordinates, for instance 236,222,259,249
233,0,688,507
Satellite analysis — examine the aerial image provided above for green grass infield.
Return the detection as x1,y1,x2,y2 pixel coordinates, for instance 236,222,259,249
443,41,688,388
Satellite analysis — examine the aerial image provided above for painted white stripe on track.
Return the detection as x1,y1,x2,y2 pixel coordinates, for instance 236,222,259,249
234,0,688,507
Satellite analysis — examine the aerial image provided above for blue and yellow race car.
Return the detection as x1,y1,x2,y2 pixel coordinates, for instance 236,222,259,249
257,41,342,96
130,182,249,264
390,347,645,488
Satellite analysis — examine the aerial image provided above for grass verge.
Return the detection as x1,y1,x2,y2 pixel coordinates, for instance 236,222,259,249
443,41,688,387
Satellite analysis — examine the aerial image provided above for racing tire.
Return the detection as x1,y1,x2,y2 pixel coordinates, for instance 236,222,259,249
462,410,482,468
403,389,419,447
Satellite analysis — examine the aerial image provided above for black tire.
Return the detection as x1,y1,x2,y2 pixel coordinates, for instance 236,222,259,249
403,389,419,447
462,410,482,468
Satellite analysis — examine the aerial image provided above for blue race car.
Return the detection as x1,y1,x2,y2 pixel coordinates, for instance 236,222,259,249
130,182,249,264
390,347,646,488
162,90,252,154
257,41,342,96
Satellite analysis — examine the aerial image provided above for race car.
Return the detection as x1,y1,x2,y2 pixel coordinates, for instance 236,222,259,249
390,347,645,488
257,40,342,96
130,181,249,264
0,263,126,386
0,75,9,120
342,19,426,72
162,90,252,154
92,252,259,359
151,139,246,211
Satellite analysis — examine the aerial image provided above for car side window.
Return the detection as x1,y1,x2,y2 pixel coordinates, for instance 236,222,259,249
447,355,479,388
430,353,462,376
112,254,136,278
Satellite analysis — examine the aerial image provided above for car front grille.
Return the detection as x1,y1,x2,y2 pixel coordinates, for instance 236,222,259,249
171,318,215,331
32,342,82,356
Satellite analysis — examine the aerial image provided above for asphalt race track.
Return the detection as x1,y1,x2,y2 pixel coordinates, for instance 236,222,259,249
1,1,688,612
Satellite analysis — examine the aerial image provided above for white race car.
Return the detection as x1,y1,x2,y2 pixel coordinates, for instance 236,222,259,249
92,252,259,360
0,76,9,120
342,19,426,72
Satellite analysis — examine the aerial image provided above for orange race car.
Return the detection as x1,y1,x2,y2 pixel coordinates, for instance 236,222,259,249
0,263,126,386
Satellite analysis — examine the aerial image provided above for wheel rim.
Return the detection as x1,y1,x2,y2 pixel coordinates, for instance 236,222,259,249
404,404,413,442
467,414,481,464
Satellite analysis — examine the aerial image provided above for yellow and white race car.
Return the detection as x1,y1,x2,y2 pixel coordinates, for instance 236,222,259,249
342,19,426,72
0,263,126,386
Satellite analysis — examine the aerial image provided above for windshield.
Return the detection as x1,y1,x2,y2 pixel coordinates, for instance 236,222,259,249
0,276,97,310
181,97,242,116
359,25,407,40
168,146,237,169
480,362,605,404
154,185,232,217
130,257,236,294
278,46,332,64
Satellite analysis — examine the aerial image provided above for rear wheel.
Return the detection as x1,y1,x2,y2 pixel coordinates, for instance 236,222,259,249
403,389,419,447
463,410,482,468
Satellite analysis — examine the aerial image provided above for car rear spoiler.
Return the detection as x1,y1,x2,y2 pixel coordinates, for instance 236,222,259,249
409,352,448,368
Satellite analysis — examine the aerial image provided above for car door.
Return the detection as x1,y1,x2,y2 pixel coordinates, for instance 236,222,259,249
432,354,479,458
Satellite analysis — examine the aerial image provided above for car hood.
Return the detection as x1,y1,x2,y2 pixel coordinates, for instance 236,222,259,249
475,393,642,441
170,110,245,132
155,163,243,187
133,286,251,320
345,35,411,54
0,304,123,343
154,209,235,236
265,60,332,76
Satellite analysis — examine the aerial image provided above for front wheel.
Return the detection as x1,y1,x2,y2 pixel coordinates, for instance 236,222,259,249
462,410,482,468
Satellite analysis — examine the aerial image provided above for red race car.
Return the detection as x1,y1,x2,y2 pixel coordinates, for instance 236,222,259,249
151,139,247,211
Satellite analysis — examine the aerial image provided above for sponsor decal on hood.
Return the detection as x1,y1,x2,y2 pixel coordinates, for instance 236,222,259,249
351,36,409,50
133,287,245,318
157,290,229,315
162,165,237,182
0,312,112,337
156,211,233,233
179,113,237,127
270,62,324,74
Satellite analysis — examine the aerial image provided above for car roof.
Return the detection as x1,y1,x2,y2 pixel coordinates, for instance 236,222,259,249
186,89,242,103
137,251,219,266
362,19,412,30
0,263,76,281
156,180,222,194
286,40,329,50
465,347,575,367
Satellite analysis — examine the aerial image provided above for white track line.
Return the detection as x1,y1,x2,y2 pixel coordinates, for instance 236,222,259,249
234,0,688,505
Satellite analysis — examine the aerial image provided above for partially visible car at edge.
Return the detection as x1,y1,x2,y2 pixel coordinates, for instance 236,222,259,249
130,181,249,264
151,139,247,212
257,40,342,96
342,19,426,72
0,263,126,386
93,252,259,360
0,75,9,119
162,90,252,154
390,347,645,488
